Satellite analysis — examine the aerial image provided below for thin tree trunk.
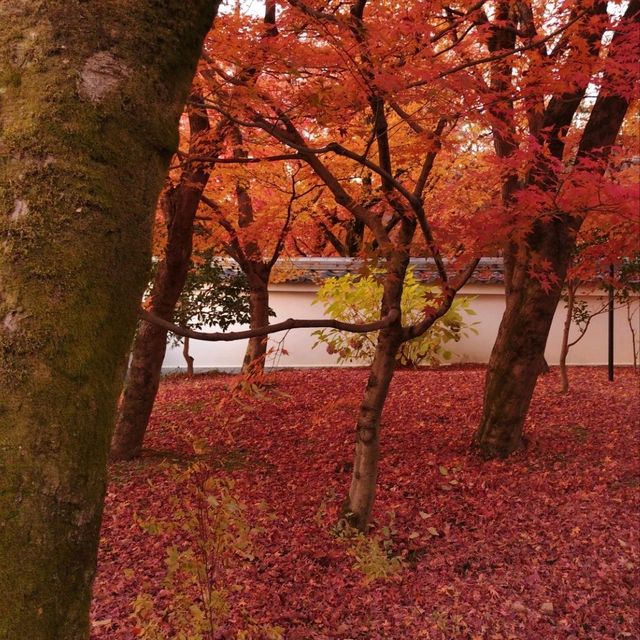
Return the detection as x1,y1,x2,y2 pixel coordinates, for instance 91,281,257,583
626,301,638,371
183,335,195,376
110,94,216,461
559,285,576,394
242,266,271,374
342,231,412,531
343,323,403,531
0,3,218,638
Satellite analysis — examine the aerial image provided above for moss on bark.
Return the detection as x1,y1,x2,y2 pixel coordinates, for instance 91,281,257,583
0,2,220,637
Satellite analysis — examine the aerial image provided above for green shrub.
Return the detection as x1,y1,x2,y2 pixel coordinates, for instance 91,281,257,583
332,512,405,584
132,463,282,640
169,250,253,344
312,267,477,366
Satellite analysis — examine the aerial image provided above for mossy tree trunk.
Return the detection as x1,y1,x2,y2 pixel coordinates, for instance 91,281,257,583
0,2,219,638
110,93,219,461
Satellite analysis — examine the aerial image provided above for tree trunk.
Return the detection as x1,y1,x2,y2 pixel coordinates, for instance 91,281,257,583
343,324,403,531
183,335,195,376
241,265,271,375
0,2,218,638
475,223,575,458
342,233,412,531
558,285,576,394
474,3,635,458
626,301,638,371
110,94,216,461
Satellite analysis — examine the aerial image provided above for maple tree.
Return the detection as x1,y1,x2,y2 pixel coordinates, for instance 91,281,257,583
0,2,219,637
149,0,493,531
470,0,639,456
111,90,222,461
111,2,289,461
3,1,638,635
145,0,638,526
558,222,640,394
197,125,311,375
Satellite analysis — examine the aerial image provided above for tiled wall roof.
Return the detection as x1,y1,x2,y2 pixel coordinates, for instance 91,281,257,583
268,257,505,284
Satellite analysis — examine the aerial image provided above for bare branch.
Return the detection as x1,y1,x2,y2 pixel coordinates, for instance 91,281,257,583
414,118,447,198
409,11,585,88
139,307,400,342
176,153,303,164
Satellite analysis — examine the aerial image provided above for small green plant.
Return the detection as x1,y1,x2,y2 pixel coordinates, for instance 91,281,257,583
160,250,254,374
312,267,477,366
171,250,253,337
334,513,406,584
132,463,282,640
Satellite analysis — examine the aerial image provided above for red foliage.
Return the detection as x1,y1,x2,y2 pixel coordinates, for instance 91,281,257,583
92,367,639,639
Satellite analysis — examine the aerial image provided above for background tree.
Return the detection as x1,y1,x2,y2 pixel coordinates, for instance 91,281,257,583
198,126,309,375
0,2,219,637
471,0,639,456
558,211,640,393
110,90,224,461
111,0,279,461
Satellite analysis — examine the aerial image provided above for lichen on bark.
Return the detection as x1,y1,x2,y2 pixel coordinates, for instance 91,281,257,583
0,2,220,638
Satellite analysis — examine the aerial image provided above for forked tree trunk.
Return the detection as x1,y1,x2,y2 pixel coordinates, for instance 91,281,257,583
474,3,635,457
183,335,195,376
342,234,412,531
0,2,218,638
110,95,215,461
241,265,271,374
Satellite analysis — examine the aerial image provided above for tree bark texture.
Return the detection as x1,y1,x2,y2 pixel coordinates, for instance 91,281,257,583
475,0,637,458
0,2,218,638
343,323,403,531
474,223,576,457
475,93,634,458
110,94,217,461
343,224,413,531
242,264,271,374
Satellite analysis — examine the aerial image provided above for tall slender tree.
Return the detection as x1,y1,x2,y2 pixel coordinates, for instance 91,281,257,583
111,0,281,461
110,91,224,461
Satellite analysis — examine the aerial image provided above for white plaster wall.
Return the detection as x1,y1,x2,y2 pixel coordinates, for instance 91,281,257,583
162,283,639,371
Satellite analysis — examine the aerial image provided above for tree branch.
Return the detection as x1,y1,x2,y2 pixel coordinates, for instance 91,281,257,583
139,307,400,341
403,258,480,339
409,11,585,88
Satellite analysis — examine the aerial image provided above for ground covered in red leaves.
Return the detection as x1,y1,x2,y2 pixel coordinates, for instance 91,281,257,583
92,367,639,640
